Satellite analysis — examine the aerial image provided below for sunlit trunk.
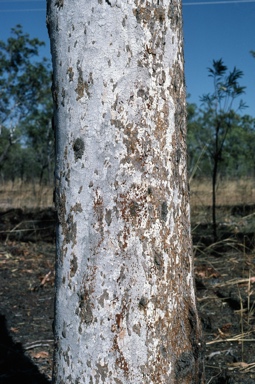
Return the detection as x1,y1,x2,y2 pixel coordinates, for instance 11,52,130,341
48,1,204,383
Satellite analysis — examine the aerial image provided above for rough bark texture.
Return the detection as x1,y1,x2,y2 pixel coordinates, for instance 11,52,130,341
47,0,204,383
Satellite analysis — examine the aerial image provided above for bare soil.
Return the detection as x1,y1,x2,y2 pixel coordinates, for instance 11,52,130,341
0,239,54,383
0,206,254,383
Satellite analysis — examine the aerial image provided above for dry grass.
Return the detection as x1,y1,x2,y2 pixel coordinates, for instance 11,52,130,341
190,177,255,207
0,180,53,210
0,178,254,210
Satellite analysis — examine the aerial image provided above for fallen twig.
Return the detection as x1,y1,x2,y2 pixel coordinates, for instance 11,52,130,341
24,339,54,350
207,331,255,345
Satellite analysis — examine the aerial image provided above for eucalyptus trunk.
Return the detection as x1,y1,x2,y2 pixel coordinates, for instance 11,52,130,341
47,1,204,383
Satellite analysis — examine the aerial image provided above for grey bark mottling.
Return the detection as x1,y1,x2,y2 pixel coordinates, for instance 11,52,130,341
47,0,204,383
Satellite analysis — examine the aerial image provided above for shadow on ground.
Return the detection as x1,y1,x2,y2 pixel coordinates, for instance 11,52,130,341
0,314,51,384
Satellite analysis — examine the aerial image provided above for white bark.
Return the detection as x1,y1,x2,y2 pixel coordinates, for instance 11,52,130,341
47,1,204,383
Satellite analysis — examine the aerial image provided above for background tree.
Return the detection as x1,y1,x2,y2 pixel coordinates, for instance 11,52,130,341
21,100,54,184
0,25,54,184
186,101,209,182
187,105,255,180
188,59,246,241
47,1,204,383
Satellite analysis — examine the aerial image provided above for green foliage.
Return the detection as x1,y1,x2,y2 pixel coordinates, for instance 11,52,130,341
223,114,255,176
200,58,246,114
187,109,255,179
0,25,53,184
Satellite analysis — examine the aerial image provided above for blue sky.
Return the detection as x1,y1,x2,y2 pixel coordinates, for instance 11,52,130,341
183,0,255,116
0,0,254,116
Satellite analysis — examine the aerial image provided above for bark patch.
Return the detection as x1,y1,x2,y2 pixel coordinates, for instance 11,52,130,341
77,291,93,326
139,296,148,309
55,0,64,8
105,209,112,226
129,201,139,217
161,201,168,222
66,213,77,245
70,253,78,277
73,138,85,161
154,251,163,270
67,67,74,82
75,65,93,100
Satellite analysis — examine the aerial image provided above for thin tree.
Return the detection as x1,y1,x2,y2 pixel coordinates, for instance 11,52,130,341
47,1,204,383
200,59,246,242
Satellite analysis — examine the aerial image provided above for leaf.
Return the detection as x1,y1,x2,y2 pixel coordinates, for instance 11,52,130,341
32,351,49,359
220,323,232,332
40,271,52,286
195,264,220,278
208,59,227,78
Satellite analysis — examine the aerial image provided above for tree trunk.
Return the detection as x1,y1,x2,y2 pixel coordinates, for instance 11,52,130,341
212,121,220,243
47,1,204,383
212,157,218,243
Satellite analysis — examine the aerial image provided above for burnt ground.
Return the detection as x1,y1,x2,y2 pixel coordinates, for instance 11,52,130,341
0,207,254,383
